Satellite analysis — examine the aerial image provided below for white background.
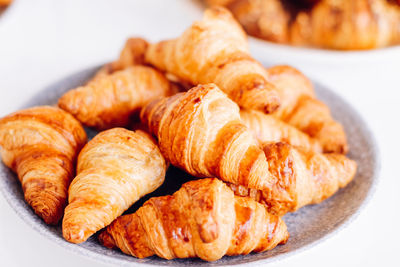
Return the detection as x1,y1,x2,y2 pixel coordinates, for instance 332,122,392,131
1,0,400,266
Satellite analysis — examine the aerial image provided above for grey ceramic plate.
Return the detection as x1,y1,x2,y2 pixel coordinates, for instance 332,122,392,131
0,66,379,266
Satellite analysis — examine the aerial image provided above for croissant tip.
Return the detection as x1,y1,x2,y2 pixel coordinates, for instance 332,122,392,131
98,230,116,249
62,224,88,244
263,100,280,114
281,228,290,245
35,208,62,225
26,193,64,225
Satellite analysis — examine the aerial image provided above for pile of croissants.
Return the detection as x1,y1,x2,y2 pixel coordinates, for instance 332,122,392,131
0,7,357,262
206,0,400,50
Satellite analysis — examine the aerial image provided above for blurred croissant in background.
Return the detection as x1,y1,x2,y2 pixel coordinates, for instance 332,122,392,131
291,0,400,50
99,178,288,261
206,0,400,50
0,0,12,7
206,0,290,43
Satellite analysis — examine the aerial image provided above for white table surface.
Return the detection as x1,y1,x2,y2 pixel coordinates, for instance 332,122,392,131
0,1,399,266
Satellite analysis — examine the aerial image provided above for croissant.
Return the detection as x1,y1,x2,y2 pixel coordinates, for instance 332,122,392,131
266,65,348,153
0,106,87,224
141,83,274,191
291,0,400,49
62,128,167,244
229,142,357,216
90,38,149,81
99,178,289,261
145,7,280,113
240,109,322,152
58,65,173,130
206,0,290,43
0,0,12,6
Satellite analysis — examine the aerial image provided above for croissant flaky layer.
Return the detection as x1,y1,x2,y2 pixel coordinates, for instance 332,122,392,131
145,6,280,113
58,65,172,130
229,142,357,216
240,109,322,152
0,106,87,224
62,128,167,244
266,65,348,153
141,83,274,191
99,178,288,261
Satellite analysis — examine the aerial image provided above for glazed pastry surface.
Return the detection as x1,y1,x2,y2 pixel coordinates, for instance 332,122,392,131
99,178,288,261
141,83,274,191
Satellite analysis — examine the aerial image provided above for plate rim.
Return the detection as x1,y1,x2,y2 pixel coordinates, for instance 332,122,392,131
249,36,400,63
0,65,381,266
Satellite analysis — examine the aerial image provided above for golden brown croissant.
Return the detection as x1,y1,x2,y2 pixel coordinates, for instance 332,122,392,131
0,106,87,224
141,83,274,191
58,65,173,130
291,0,400,49
99,178,289,261
206,0,290,43
266,65,348,153
62,128,167,244
265,65,314,120
229,142,357,216
91,38,149,81
0,0,12,6
240,109,322,152
145,7,280,113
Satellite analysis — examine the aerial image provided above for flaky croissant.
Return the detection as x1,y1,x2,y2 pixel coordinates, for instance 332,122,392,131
291,0,400,49
90,38,149,81
266,65,348,153
141,83,274,191
206,0,290,43
240,109,322,152
62,128,167,243
0,106,87,224
229,142,357,216
58,65,173,130
99,178,288,261
145,7,280,113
